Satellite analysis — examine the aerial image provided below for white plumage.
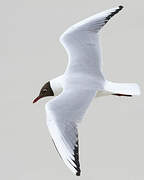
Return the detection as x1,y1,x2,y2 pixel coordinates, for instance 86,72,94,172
41,6,141,176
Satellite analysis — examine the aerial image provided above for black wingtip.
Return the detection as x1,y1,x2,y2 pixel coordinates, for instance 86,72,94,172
119,5,124,10
73,140,81,176
112,93,132,97
76,171,81,176
105,5,124,22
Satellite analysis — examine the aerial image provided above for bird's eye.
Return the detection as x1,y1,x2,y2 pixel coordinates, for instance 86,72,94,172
43,89,47,92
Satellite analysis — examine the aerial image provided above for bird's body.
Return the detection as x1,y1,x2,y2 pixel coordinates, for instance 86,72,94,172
33,6,141,176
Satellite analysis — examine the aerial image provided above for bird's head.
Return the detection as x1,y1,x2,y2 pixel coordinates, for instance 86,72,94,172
33,81,54,103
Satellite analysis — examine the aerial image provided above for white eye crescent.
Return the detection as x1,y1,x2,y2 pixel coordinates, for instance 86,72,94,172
43,89,47,92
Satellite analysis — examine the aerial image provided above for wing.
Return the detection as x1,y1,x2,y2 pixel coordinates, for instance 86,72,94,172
45,89,96,176
60,6,123,80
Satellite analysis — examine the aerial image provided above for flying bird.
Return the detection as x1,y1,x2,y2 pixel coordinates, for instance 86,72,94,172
33,6,140,176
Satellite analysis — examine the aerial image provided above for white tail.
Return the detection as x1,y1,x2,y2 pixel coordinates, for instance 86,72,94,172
96,80,141,97
104,80,141,96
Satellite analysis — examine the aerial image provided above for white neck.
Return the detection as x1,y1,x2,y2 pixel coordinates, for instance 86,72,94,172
50,76,63,96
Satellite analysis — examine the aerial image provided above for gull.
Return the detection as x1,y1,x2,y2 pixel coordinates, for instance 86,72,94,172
33,6,140,176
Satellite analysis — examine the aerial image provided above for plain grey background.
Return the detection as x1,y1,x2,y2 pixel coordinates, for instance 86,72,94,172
0,0,144,179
